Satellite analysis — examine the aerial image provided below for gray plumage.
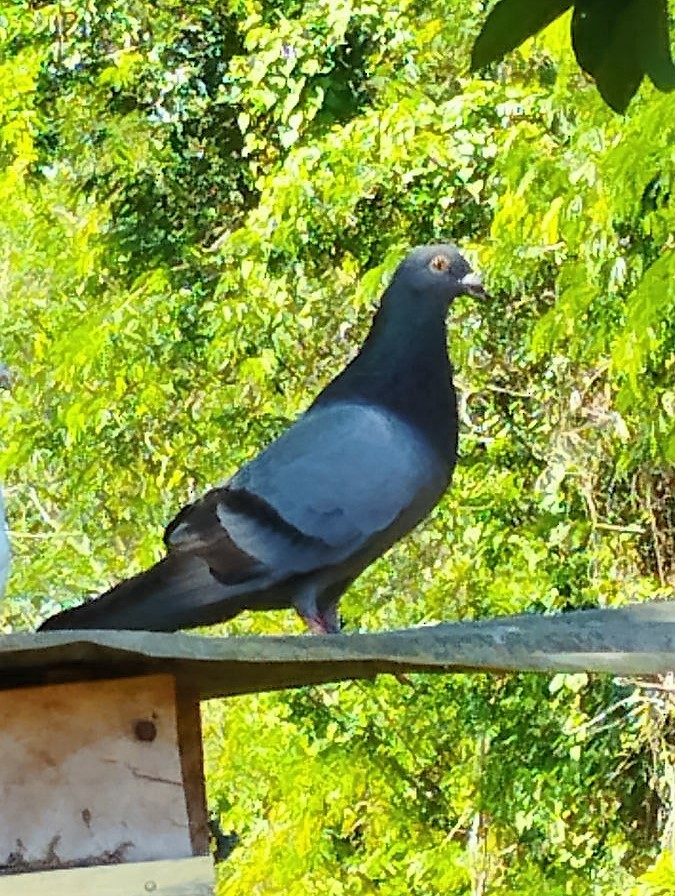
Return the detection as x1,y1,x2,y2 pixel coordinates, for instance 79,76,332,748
40,243,486,634
226,402,444,556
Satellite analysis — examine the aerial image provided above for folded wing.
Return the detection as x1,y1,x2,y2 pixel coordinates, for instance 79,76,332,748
165,401,446,585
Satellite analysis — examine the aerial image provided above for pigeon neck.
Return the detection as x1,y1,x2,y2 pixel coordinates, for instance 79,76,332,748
363,293,449,360
315,295,458,462
362,305,450,374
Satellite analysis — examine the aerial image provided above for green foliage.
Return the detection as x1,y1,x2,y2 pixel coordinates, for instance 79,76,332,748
471,0,675,112
0,0,674,892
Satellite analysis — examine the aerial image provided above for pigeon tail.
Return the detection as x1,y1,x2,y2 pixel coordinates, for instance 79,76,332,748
38,554,245,632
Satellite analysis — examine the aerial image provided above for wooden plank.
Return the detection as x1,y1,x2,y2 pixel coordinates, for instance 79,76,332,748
175,683,210,855
0,674,193,870
1,602,675,697
0,856,214,895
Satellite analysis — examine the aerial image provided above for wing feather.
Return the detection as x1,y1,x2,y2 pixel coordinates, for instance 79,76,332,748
229,402,446,548
164,402,446,586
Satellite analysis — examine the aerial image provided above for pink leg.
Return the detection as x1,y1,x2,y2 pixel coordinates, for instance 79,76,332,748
303,614,330,634
296,608,342,635
294,588,342,634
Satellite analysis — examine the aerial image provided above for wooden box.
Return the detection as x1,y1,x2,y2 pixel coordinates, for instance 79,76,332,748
0,673,214,894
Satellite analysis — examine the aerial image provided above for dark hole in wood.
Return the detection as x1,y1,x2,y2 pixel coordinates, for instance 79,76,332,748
133,719,157,742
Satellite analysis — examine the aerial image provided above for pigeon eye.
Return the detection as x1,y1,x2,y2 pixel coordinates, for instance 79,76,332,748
429,255,449,272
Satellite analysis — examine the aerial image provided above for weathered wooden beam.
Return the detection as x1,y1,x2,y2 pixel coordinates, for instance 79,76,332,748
1,602,674,698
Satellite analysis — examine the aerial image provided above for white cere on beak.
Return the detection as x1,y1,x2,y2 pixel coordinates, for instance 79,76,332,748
460,271,486,298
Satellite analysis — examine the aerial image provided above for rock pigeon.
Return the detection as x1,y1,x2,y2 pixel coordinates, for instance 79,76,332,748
0,364,11,600
40,244,486,634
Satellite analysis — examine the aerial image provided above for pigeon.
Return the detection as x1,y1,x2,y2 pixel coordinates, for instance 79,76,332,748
0,364,11,600
39,244,486,634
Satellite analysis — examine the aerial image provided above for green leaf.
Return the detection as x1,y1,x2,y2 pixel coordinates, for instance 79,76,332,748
572,0,645,112
572,0,675,112
638,0,675,91
470,0,573,70
472,0,675,112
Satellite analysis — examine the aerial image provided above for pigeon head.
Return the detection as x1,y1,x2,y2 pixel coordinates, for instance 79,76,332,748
393,243,487,306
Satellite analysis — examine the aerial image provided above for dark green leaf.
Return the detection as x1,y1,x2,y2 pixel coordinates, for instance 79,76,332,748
637,0,675,91
572,0,644,112
572,0,675,112
471,0,573,70
472,0,675,112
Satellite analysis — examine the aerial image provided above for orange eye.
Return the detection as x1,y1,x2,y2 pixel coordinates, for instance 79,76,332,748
430,255,449,272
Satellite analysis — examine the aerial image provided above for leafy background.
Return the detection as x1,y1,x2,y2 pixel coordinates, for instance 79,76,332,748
0,0,674,892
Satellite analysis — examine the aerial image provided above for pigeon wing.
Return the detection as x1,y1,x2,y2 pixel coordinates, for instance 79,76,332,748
170,402,449,583
233,401,445,538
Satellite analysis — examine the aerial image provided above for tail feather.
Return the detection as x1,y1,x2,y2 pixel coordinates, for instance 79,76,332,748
38,554,246,632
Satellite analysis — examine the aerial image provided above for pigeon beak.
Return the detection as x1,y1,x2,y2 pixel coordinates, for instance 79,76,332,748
460,271,488,300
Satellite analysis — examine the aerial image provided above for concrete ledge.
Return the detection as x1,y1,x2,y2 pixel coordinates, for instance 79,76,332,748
1,601,675,697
